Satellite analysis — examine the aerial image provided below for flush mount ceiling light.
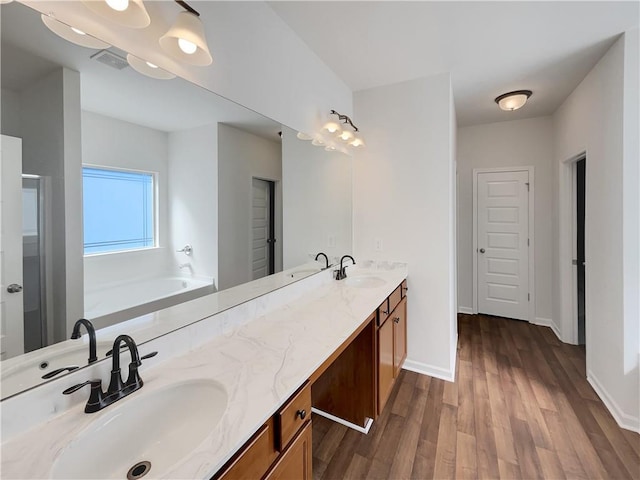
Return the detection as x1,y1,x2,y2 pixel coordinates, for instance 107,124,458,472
495,90,532,111
82,0,150,28
126,54,176,80
41,14,111,49
160,1,212,66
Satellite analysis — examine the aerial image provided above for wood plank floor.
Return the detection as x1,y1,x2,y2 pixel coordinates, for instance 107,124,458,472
312,314,640,479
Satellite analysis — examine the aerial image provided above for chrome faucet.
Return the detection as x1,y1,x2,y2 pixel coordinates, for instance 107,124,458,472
315,252,330,269
70,318,98,364
63,335,156,414
335,255,356,280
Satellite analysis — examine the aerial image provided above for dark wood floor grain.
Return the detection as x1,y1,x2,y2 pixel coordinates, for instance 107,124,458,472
312,314,640,479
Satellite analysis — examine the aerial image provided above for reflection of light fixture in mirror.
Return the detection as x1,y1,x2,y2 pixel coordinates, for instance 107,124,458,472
127,54,176,80
296,132,313,141
325,145,336,152
311,136,325,147
41,14,111,49
337,130,355,143
82,0,150,28
495,90,532,111
0,0,14,4
160,1,212,66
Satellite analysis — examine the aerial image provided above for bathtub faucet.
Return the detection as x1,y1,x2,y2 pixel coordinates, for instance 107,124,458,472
70,318,98,364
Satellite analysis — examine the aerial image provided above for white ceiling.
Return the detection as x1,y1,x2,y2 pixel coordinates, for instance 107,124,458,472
268,1,639,126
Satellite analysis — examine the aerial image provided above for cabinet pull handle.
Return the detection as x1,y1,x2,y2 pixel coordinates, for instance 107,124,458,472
402,286,408,292
296,409,307,420
393,317,400,324
382,309,388,315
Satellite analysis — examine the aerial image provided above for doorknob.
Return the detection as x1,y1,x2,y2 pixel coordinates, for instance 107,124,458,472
7,284,23,293
479,248,486,254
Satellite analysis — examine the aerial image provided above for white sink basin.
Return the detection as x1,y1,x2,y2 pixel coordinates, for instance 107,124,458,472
51,379,228,479
1,341,112,399
345,276,386,288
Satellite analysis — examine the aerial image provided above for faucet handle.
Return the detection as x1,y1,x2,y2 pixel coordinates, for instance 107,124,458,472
141,351,158,361
63,379,102,395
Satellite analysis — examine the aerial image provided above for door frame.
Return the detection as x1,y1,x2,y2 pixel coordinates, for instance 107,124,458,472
472,166,535,322
559,151,587,345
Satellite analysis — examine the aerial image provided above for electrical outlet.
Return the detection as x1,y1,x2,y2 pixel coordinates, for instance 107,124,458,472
328,235,336,248
375,238,383,252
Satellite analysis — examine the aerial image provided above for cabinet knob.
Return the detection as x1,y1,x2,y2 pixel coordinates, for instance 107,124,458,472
393,317,400,324
402,286,408,292
296,409,307,420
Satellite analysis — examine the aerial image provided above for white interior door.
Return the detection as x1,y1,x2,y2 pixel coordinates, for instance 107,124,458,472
477,170,529,320
1,135,24,359
251,178,270,280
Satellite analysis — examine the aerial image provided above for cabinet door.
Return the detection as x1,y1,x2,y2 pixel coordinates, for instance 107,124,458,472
264,421,312,480
393,297,407,378
377,317,394,415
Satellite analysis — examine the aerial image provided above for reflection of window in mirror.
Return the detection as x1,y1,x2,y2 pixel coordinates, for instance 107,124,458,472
82,166,156,255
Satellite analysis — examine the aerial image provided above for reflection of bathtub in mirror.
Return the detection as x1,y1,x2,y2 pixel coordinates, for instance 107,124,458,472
84,276,216,330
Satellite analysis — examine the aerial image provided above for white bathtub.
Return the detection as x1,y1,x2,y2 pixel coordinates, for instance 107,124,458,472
85,276,216,330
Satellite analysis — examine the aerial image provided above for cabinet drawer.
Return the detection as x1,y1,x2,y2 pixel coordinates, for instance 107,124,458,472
377,298,390,326
277,382,311,450
389,284,402,313
216,417,278,480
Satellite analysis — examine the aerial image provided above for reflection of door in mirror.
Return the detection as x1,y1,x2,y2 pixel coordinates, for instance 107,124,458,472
252,178,275,280
1,135,24,359
22,175,49,353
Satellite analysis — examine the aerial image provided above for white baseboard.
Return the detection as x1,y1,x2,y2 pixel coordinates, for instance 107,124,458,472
587,370,640,433
403,358,455,382
458,306,474,315
311,408,373,434
531,317,562,341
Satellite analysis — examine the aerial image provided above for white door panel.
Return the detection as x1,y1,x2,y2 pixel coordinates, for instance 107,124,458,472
251,178,270,280
1,135,24,359
477,171,529,320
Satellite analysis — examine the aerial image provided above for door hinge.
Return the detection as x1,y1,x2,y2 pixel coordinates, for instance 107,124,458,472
528,293,530,301
527,238,530,247
525,182,530,191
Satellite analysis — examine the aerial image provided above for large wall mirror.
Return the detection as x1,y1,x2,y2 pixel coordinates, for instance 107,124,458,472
0,1,353,399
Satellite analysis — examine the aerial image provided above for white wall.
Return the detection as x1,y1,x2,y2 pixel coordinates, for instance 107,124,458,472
168,125,218,284
353,74,457,381
23,1,353,136
457,117,554,325
553,31,639,431
218,124,282,290
0,88,21,137
282,128,353,269
81,111,171,290
18,68,83,342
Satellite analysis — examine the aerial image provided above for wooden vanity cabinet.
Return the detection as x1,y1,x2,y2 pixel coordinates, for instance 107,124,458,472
215,383,312,480
376,281,408,415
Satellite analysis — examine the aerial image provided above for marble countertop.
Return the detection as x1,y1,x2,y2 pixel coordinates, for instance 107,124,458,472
0,264,408,479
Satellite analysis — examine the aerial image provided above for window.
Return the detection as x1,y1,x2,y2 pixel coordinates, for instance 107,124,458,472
83,166,155,255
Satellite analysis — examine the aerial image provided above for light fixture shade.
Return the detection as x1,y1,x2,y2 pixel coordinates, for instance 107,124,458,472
82,0,150,28
296,132,313,141
322,120,342,135
349,136,365,148
159,11,212,66
495,90,532,111
127,54,176,80
41,14,111,49
311,136,325,147
337,130,355,142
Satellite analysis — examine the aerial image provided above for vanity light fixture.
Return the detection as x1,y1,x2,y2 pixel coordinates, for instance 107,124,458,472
82,0,150,28
41,14,112,49
311,136,325,147
160,0,213,66
327,110,365,148
127,54,176,80
495,90,532,111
